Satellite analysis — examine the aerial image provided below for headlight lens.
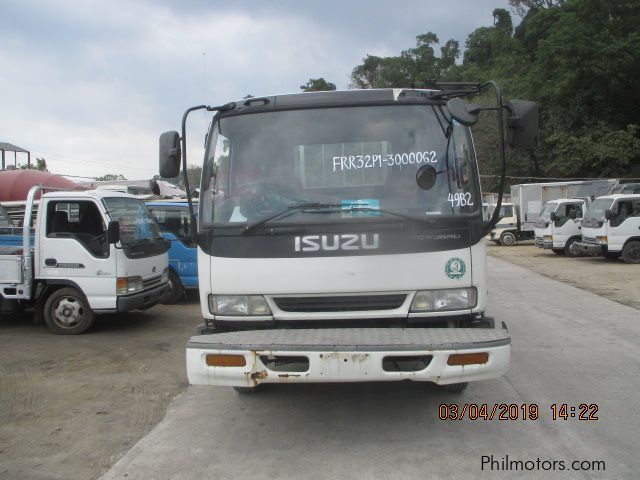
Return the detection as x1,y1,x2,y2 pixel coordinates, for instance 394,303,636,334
410,288,477,312
208,295,272,316
161,268,169,283
116,276,144,295
596,236,608,245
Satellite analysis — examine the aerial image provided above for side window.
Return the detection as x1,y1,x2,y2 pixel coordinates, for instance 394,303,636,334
565,203,582,219
150,207,193,246
46,201,108,258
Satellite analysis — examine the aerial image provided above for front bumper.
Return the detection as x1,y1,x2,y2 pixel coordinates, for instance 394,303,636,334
534,237,553,249
117,281,169,312
575,241,604,256
186,327,510,388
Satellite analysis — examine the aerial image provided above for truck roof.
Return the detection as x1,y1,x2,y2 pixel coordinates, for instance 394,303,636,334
42,190,137,200
546,198,587,204
222,88,441,115
596,193,640,200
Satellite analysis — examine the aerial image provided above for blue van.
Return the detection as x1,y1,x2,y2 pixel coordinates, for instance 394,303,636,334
146,201,197,303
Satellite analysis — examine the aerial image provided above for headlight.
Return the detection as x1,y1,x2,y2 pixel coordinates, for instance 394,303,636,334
161,268,169,283
116,276,144,295
410,288,477,312
208,295,272,316
543,235,552,242
596,236,608,245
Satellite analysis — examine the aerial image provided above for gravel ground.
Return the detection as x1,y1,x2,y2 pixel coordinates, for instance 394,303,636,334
487,240,640,311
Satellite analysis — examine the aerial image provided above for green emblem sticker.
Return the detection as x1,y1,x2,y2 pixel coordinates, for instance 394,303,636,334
445,257,466,279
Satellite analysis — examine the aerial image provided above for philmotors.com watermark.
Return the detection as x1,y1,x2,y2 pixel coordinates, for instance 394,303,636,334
481,454,606,472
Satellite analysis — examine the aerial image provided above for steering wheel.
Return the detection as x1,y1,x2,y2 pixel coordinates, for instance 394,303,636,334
236,180,302,220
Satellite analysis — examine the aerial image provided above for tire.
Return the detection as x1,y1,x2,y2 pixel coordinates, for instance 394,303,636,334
43,287,95,335
552,248,564,255
442,382,468,393
621,240,640,264
604,252,620,260
499,231,516,246
162,269,184,304
564,237,581,257
233,386,259,394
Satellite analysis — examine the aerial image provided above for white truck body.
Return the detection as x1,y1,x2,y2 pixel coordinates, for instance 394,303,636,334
0,187,170,333
533,198,587,255
490,180,617,246
161,87,538,391
576,194,640,263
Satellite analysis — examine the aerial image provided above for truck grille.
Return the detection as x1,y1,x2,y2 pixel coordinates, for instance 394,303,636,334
273,294,407,313
143,274,163,289
581,237,598,245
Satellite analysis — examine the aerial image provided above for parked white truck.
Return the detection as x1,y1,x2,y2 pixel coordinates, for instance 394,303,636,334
533,198,588,256
575,193,640,263
490,180,616,246
0,186,170,333
160,83,538,392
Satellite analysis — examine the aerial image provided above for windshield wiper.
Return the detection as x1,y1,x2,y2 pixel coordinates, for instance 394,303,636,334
241,202,342,235
241,202,431,235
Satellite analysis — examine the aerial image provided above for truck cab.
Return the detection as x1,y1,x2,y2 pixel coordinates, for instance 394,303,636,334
576,194,640,263
160,85,538,392
534,198,586,256
488,203,517,245
1,188,170,333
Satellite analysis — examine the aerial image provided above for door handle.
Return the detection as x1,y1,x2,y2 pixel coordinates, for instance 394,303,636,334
44,258,57,266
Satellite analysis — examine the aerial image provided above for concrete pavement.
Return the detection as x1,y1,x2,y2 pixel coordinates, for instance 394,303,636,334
102,257,639,480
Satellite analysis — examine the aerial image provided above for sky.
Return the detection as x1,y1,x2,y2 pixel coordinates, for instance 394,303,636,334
0,0,513,180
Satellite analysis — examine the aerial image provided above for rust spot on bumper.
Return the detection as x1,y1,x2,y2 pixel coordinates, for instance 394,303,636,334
251,371,268,381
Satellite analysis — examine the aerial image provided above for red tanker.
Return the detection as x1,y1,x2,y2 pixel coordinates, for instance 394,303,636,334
0,170,84,201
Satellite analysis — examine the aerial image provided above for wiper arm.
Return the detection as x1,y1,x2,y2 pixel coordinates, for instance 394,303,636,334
241,202,341,235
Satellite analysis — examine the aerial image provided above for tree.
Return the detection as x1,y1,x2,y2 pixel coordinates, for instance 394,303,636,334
95,174,127,181
300,78,337,92
20,157,48,172
350,32,460,88
510,0,565,17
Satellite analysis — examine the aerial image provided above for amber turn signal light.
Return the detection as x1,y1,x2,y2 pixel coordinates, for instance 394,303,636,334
206,354,246,367
447,352,489,366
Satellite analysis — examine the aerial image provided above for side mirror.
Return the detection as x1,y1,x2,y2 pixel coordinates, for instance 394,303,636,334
506,100,538,149
604,209,612,220
107,221,120,244
549,211,557,222
446,98,481,126
159,131,182,178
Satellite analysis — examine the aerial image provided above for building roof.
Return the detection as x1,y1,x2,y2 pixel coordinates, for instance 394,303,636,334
0,142,29,153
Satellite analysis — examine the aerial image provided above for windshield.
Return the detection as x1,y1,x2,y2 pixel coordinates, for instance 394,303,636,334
538,202,557,223
200,105,481,229
583,198,613,224
103,197,165,257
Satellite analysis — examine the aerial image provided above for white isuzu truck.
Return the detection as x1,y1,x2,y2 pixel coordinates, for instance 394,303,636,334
160,84,538,392
533,198,588,256
0,186,170,333
576,193,640,263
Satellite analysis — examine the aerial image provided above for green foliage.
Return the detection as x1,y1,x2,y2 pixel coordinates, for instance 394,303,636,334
300,78,337,92
19,157,48,172
350,32,460,88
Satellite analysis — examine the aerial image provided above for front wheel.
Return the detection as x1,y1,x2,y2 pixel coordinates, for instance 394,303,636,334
564,238,581,257
43,287,95,335
621,240,640,264
162,269,184,304
499,231,516,246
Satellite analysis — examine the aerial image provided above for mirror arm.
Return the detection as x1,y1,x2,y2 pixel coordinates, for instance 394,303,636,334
478,81,506,235
180,102,237,241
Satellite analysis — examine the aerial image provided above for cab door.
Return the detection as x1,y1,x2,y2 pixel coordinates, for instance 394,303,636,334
609,199,640,251
555,202,583,244
37,199,117,310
